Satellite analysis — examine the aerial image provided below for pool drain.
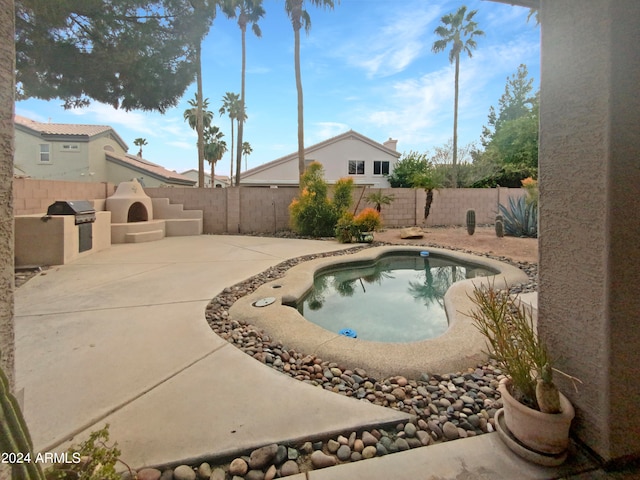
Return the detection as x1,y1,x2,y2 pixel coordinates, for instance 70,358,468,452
252,297,276,307
339,328,357,338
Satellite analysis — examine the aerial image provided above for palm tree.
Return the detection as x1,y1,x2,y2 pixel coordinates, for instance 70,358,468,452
412,170,444,222
219,92,244,184
222,0,265,186
203,125,227,188
133,138,147,157
184,94,214,130
366,190,395,213
285,0,338,184
432,5,484,187
184,93,214,187
242,141,252,170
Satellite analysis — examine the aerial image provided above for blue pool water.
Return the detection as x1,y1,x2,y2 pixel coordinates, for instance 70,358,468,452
298,253,495,343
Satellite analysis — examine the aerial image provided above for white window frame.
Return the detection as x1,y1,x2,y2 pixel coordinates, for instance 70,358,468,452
39,144,51,163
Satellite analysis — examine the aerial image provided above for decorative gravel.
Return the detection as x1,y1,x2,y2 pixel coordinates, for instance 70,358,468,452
168,240,540,479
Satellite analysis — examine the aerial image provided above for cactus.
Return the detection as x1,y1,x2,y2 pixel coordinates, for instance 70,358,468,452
466,209,476,236
0,366,46,480
495,214,503,223
495,219,504,238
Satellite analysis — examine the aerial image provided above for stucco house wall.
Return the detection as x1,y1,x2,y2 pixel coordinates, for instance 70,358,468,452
14,127,93,181
13,115,195,187
241,131,400,187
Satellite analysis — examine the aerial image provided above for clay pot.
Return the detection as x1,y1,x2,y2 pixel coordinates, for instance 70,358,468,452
498,378,575,455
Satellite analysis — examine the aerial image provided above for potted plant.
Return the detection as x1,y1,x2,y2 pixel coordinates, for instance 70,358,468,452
467,283,577,464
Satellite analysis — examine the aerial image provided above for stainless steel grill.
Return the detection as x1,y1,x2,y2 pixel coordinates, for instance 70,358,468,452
46,200,96,225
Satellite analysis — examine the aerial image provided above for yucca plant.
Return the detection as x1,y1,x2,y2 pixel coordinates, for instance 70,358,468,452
498,195,538,238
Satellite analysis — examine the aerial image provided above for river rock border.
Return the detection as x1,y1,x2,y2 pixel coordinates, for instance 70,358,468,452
133,242,538,479
228,245,529,379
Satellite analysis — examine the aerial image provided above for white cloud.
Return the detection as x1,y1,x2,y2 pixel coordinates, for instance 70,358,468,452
310,121,350,143
333,3,443,78
67,103,157,136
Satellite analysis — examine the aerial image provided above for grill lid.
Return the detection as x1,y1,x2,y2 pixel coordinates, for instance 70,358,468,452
47,200,95,216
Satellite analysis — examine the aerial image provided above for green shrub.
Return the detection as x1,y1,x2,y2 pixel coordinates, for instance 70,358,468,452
335,212,358,243
332,177,354,213
46,425,127,480
289,163,353,237
353,208,382,233
498,195,538,238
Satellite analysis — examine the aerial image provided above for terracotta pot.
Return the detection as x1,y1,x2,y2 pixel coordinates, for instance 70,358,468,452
498,378,575,455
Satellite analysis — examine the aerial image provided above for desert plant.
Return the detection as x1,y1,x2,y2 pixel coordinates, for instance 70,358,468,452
46,425,129,480
289,163,350,237
353,208,382,233
466,209,476,235
0,366,46,480
498,195,538,237
495,219,504,238
521,176,538,207
466,282,555,410
365,190,395,213
332,177,354,214
335,212,358,243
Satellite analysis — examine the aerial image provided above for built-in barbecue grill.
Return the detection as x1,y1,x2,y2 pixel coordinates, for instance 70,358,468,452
47,200,96,225
46,201,96,252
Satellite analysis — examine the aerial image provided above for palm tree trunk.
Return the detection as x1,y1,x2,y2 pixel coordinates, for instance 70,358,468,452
196,43,205,188
424,189,434,220
452,54,459,188
229,121,235,182
211,160,215,188
0,0,15,392
236,24,246,186
294,24,305,184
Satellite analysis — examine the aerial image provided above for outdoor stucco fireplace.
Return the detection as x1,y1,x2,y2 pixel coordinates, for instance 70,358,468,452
106,179,203,244
106,179,154,223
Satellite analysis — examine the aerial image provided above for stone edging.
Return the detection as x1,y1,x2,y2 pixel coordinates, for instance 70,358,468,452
228,246,529,379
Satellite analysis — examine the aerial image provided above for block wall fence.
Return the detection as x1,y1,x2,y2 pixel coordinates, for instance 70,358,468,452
13,178,525,234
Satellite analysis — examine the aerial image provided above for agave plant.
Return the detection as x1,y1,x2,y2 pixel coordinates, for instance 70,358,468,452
498,195,538,238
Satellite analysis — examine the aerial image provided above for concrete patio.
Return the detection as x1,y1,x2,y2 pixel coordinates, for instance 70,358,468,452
14,235,627,478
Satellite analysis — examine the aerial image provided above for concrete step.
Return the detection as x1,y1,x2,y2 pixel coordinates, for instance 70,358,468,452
125,229,165,243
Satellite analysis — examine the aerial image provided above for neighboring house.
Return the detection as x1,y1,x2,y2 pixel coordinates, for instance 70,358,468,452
180,169,230,188
240,130,401,187
13,115,195,187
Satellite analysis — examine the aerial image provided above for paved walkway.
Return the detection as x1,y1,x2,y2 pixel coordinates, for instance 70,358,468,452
15,235,611,478
15,236,410,468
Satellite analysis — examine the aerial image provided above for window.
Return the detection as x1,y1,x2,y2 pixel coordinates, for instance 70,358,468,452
348,160,365,175
374,161,390,175
39,144,50,163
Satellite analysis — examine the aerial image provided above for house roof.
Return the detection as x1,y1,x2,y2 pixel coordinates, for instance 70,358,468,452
107,152,196,186
14,115,129,150
180,169,231,183
242,130,401,179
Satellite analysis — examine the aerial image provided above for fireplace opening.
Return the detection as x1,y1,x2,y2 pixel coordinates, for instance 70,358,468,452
127,202,149,222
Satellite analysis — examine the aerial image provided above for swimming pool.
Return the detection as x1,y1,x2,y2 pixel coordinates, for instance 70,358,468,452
229,246,529,379
299,253,496,342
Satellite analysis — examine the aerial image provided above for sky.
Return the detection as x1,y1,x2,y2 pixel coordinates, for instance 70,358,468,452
15,0,540,179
